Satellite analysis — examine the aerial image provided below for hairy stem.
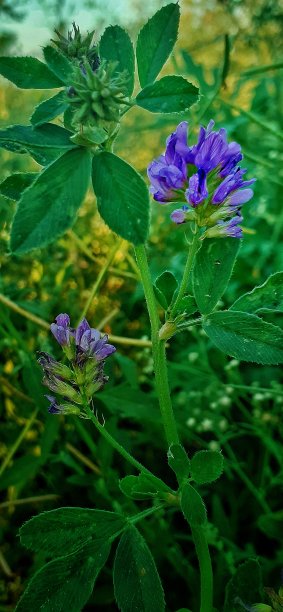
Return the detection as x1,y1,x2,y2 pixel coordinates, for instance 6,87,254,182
191,526,213,612
170,227,200,317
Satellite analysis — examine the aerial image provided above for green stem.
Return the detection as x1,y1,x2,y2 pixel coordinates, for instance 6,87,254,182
134,245,179,447
191,526,213,612
170,228,200,317
0,409,38,478
83,401,168,491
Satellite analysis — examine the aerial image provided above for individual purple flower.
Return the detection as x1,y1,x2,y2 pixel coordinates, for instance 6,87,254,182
218,214,244,238
75,317,116,361
50,313,71,346
45,395,81,416
186,169,208,206
171,206,189,224
212,168,256,205
147,122,189,202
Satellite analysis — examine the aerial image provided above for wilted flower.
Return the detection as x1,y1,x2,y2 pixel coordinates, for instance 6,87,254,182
147,120,256,238
39,314,116,417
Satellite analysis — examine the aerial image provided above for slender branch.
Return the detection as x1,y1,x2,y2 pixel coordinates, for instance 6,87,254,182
134,245,179,446
170,228,200,317
191,526,213,612
0,409,38,478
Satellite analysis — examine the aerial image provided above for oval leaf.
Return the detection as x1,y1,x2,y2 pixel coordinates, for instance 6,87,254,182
0,123,77,165
136,76,199,114
0,56,62,89
154,270,178,309
230,271,283,314
119,475,158,500
99,26,135,96
92,152,150,244
193,238,240,315
181,482,207,526
43,45,74,85
190,450,223,484
10,148,91,254
113,526,165,612
15,541,110,612
136,3,180,87
30,91,68,126
203,310,283,364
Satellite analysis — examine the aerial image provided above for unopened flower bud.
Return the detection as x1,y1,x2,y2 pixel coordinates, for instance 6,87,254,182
159,321,177,341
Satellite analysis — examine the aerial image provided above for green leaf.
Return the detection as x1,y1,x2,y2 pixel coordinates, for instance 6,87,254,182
20,507,125,556
257,510,283,541
92,152,150,244
224,559,263,612
230,271,283,314
43,45,74,85
154,270,178,309
10,148,91,254
0,56,63,89
193,238,240,315
190,450,223,484
136,3,180,87
202,310,283,364
0,455,42,491
167,444,191,482
119,475,159,500
180,483,207,526
136,76,199,114
15,541,110,612
30,91,68,126
113,526,165,612
174,294,198,317
0,123,77,165
0,172,37,200
99,26,135,96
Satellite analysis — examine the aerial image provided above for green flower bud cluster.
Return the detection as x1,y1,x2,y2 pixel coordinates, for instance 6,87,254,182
52,22,99,69
67,60,130,128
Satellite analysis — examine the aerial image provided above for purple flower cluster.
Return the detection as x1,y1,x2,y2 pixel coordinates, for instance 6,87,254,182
38,314,116,416
147,120,255,238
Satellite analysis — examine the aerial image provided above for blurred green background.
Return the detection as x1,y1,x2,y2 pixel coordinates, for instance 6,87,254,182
0,0,282,610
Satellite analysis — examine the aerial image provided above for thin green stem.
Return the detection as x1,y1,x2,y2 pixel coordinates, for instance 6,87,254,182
83,401,168,491
191,526,213,612
170,228,200,317
134,245,179,447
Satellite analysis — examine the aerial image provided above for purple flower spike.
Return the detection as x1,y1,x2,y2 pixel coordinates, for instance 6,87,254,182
50,313,71,346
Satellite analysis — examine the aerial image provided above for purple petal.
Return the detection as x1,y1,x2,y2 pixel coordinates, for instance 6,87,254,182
75,318,91,345
228,188,254,206
55,313,70,327
186,170,208,206
171,208,187,224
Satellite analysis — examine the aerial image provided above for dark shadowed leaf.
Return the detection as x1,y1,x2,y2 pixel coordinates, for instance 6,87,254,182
92,152,150,244
0,56,62,88
99,26,135,96
193,238,240,315
154,270,178,309
202,310,283,364
0,123,77,165
113,526,165,612
224,559,263,612
10,148,91,254
30,91,68,126
15,541,110,612
20,507,126,556
136,3,180,87
0,172,37,200
136,76,199,113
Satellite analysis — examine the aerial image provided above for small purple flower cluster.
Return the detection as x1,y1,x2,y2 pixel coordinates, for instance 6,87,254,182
38,314,116,416
147,120,255,238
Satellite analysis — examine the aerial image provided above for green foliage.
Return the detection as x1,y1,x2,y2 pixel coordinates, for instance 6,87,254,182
230,272,283,314
190,450,224,484
0,172,37,199
20,508,126,555
15,541,111,612
180,482,207,526
136,3,180,87
167,443,191,482
113,526,166,612
0,123,77,165
0,56,62,88
136,76,199,113
119,474,162,500
92,152,150,244
30,91,68,126
224,559,263,612
193,238,240,314
10,148,91,253
43,45,74,85
202,310,283,364
99,26,135,96
154,270,178,309
257,511,283,541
